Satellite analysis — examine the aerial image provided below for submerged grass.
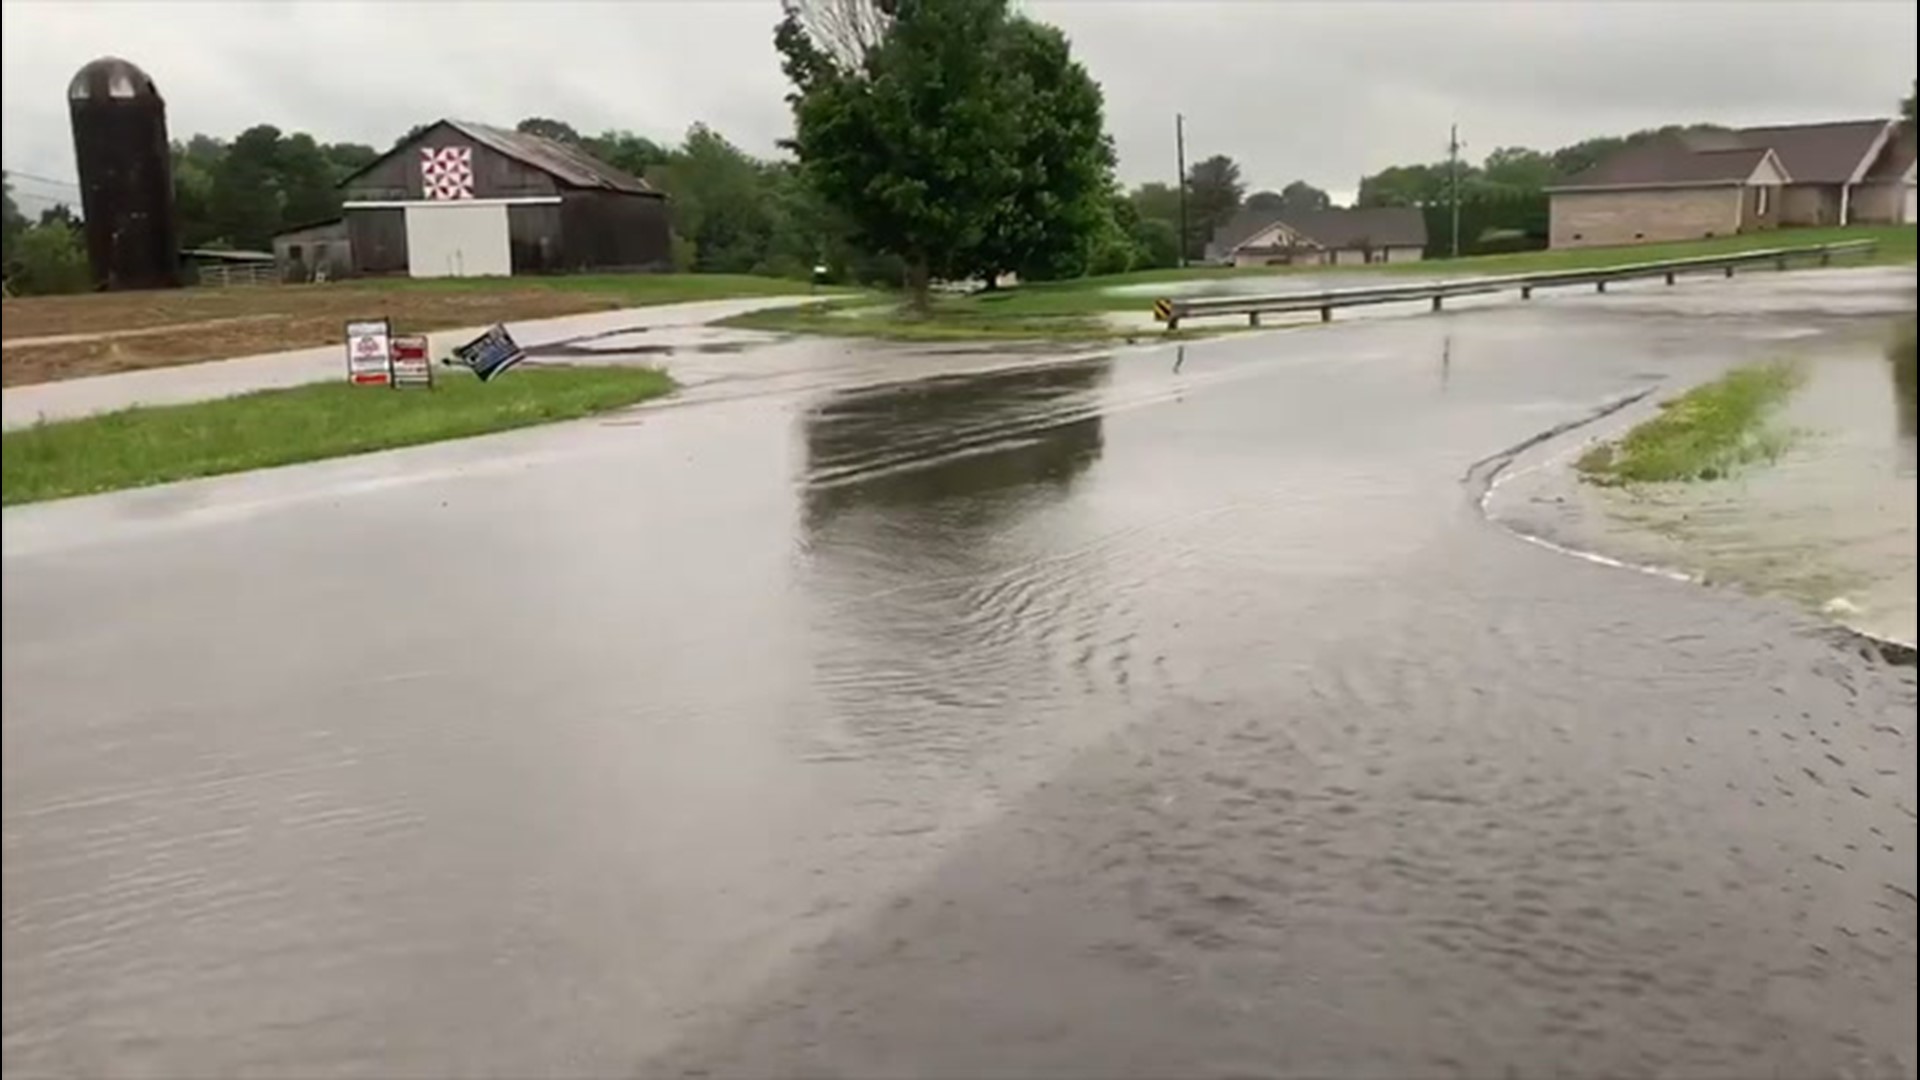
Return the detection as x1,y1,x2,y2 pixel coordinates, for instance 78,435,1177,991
1577,360,1805,484
1,365,673,506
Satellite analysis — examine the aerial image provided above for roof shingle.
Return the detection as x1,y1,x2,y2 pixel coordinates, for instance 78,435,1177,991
1556,119,1896,191
1211,206,1428,258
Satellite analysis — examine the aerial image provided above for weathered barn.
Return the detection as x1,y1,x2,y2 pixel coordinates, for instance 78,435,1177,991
336,120,671,278
67,56,180,290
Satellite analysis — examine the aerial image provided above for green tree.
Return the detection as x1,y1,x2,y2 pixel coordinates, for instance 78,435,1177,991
961,16,1116,283
777,0,1036,306
1244,189,1284,214
7,220,91,294
516,117,583,143
209,125,286,249
646,124,779,274
2,172,28,267
1356,163,1448,208
587,130,672,178
1481,146,1553,193
1182,154,1242,259
277,132,340,228
322,142,378,180
1127,181,1180,229
36,204,78,230
1278,180,1331,214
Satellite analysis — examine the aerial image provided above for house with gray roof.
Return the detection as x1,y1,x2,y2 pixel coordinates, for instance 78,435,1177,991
333,119,671,278
1547,118,1914,249
1206,206,1428,267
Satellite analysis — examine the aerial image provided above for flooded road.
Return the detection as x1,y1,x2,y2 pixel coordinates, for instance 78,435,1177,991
4,268,1916,1078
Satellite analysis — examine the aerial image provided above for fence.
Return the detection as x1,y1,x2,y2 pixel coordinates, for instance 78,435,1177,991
1151,240,1879,330
192,261,279,289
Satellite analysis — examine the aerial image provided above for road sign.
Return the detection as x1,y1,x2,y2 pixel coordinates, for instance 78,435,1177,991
452,324,526,383
1153,298,1174,323
390,334,433,389
345,318,393,386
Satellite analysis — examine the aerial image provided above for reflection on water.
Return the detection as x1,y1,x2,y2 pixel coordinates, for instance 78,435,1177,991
801,359,1108,527
797,360,1114,769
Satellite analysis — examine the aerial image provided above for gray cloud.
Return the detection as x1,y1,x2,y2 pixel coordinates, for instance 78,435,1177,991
3,0,1914,208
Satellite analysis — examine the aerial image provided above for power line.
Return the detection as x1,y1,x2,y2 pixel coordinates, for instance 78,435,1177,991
3,168,81,191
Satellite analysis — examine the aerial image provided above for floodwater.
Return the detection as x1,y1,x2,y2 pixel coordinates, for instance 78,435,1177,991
4,268,1917,1079
1491,318,1919,648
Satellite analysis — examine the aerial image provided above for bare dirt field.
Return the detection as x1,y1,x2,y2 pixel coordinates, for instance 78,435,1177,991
0,275,803,387
1,286,619,387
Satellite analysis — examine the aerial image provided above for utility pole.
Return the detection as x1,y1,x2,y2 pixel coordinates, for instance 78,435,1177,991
1448,122,1462,261
1176,113,1189,268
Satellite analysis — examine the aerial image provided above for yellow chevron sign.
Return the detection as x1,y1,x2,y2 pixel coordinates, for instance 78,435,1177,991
1153,298,1174,322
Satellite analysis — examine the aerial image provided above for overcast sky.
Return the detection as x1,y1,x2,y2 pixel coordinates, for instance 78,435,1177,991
3,0,1915,211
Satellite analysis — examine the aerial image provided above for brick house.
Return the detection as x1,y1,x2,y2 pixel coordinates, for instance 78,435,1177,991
1206,207,1428,267
1548,119,1915,249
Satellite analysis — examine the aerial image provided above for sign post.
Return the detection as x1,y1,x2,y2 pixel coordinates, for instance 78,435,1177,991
344,318,393,386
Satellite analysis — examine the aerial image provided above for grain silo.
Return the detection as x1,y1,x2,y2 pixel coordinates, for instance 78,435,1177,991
67,57,180,290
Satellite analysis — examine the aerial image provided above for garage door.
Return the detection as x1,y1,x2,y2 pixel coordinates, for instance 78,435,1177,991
404,203,511,278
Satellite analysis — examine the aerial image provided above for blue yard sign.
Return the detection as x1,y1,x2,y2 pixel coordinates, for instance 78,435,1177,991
452,324,527,383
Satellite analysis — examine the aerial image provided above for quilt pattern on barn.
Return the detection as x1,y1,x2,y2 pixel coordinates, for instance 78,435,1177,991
419,147,475,200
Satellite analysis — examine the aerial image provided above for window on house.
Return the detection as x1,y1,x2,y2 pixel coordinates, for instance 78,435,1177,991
288,244,303,262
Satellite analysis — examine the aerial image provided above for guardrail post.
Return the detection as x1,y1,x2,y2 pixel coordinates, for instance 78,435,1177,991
1595,281,1607,294
1664,272,1675,285
1431,296,1443,312
1724,265,1735,278
1521,285,1532,300
1775,256,1787,271
1820,250,1832,267
1320,306,1331,323
1248,312,1260,327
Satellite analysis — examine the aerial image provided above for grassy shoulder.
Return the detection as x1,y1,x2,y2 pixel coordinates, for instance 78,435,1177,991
1576,360,1804,485
717,295,1134,343
1,365,672,506
724,225,1916,341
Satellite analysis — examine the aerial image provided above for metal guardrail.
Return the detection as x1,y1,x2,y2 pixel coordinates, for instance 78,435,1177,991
1151,239,1879,330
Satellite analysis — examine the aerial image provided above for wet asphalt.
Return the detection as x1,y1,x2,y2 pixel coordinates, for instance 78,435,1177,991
2,268,1916,1079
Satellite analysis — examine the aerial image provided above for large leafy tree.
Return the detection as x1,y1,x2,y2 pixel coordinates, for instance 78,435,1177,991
1182,154,1242,259
961,17,1116,283
777,0,1109,305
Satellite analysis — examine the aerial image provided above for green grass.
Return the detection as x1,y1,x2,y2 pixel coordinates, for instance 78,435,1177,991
1,365,674,506
378,271,833,305
1576,360,1805,485
717,295,1151,343
723,226,1916,341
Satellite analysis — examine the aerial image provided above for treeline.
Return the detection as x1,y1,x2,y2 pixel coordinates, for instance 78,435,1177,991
1351,125,1745,256
1,176,90,295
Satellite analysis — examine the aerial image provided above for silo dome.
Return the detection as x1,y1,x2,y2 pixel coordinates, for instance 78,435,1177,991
68,57,162,102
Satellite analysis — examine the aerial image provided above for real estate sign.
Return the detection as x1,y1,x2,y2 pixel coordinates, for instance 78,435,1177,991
345,319,393,386
389,334,433,389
